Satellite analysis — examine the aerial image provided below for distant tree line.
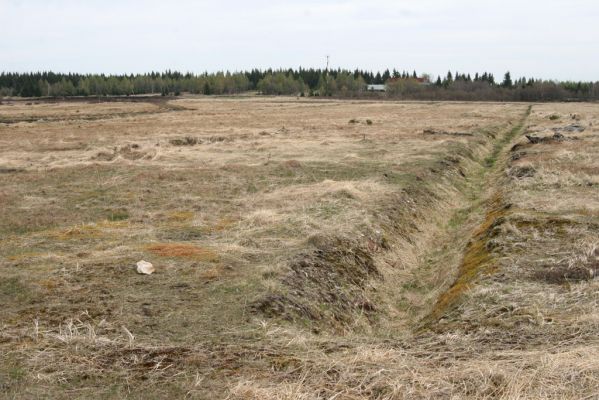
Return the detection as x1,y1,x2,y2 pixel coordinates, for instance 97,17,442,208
0,71,252,97
1,69,598,101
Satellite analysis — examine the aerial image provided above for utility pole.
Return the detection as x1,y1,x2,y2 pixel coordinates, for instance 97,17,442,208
324,55,330,96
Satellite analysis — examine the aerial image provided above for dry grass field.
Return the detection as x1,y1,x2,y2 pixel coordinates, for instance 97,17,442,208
1,97,598,399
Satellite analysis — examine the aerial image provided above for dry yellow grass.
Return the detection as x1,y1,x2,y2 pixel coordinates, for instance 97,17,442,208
1,97,597,398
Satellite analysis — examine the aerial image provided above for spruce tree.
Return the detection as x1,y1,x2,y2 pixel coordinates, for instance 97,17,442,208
382,69,391,82
203,82,212,95
502,72,512,88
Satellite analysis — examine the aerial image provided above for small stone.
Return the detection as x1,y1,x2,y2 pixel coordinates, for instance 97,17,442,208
136,260,155,275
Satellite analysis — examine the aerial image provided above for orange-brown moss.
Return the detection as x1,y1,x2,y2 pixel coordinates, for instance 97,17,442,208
429,192,508,320
146,243,220,262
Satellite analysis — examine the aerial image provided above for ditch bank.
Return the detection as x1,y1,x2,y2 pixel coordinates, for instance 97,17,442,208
252,106,532,332
424,105,531,326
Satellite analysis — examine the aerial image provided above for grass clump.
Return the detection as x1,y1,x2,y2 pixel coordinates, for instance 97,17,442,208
106,208,129,221
158,225,204,241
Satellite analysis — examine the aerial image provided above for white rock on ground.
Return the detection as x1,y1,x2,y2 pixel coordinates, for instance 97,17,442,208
136,260,155,275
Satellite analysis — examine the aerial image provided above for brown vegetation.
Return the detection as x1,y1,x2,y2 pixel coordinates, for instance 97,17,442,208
1,98,598,398
146,243,220,261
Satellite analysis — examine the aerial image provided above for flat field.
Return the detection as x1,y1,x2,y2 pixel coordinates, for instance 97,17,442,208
1,97,598,399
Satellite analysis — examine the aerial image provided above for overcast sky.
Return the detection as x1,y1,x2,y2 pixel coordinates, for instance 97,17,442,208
1,0,598,81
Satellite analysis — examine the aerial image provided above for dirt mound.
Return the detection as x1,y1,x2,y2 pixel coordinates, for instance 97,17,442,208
251,237,381,325
534,260,599,284
525,130,580,145
553,123,585,133
525,132,566,144
92,144,156,161
169,136,199,146
0,166,24,174
423,128,473,137
509,165,536,178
